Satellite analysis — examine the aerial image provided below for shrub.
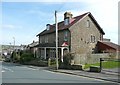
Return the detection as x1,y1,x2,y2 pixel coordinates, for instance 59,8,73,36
20,53,34,63
11,51,19,62
59,53,75,69
63,53,74,66
24,59,48,67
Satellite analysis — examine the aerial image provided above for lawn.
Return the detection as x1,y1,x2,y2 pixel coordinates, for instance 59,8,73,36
84,61,120,69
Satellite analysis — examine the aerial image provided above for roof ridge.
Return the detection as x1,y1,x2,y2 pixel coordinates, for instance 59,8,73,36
50,12,90,27
37,12,105,36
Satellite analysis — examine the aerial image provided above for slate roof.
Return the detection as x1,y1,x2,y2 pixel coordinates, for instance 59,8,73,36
37,12,105,36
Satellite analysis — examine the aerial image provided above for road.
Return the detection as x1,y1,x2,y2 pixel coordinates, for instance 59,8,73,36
1,61,111,83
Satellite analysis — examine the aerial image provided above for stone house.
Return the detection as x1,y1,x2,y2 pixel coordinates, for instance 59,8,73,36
35,12,105,61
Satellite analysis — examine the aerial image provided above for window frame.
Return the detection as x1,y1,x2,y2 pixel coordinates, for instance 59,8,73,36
90,35,95,43
86,20,90,28
64,31,68,41
45,36,48,43
40,37,42,43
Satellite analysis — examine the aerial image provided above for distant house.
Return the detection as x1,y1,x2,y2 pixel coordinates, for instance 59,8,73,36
27,41,39,57
97,41,120,53
1,44,26,57
27,41,39,50
35,12,106,61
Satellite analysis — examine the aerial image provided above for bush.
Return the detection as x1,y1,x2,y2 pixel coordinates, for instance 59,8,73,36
22,59,48,67
11,51,19,63
20,53,34,63
59,53,75,69
63,53,74,66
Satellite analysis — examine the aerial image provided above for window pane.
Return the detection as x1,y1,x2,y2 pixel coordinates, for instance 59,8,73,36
87,20,90,28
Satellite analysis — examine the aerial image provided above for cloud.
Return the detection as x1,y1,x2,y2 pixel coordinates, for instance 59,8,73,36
56,0,118,43
2,24,22,29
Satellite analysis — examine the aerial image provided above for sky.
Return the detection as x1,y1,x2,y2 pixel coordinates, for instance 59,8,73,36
1,0,119,45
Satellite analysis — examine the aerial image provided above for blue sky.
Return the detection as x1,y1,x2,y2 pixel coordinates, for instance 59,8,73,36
1,0,119,45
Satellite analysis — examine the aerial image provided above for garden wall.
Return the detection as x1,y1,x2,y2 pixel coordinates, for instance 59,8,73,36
73,53,110,65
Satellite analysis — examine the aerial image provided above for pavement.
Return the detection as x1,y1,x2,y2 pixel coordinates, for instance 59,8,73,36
49,68,120,84
25,64,120,83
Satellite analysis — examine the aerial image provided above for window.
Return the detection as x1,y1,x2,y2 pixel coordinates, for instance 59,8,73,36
64,31,68,41
86,20,90,28
45,36,48,43
64,31,68,36
91,35,95,43
100,34,103,41
40,37,42,43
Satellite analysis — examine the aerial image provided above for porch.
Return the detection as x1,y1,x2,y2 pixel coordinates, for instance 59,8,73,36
35,47,69,62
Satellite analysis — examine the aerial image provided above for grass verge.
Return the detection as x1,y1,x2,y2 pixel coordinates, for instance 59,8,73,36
84,61,120,69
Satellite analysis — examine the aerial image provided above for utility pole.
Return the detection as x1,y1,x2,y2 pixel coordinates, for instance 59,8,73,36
55,10,58,70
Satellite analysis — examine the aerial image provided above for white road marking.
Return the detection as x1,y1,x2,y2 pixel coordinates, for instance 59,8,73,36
2,67,14,72
20,66,38,70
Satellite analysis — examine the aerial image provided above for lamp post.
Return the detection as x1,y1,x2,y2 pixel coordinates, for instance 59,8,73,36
9,43,11,53
55,10,58,70
13,37,15,51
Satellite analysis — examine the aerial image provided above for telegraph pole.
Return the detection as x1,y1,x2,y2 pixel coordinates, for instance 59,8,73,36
55,10,59,70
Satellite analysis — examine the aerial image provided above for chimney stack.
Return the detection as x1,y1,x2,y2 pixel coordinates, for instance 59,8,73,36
64,12,73,20
46,24,50,30
64,12,73,25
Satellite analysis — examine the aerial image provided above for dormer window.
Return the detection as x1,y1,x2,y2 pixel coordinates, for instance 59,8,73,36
64,18,69,25
46,24,50,30
86,20,90,28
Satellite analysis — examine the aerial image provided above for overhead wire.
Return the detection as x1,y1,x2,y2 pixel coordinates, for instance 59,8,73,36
31,2,67,42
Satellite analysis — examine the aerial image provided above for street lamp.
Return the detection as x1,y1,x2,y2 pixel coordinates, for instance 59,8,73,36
55,10,58,70
13,37,15,51
9,43,11,53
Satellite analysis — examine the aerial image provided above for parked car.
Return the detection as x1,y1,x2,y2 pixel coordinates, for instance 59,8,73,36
4,53,11,62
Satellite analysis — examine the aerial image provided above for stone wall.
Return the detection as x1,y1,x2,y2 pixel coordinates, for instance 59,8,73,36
39,30,71,46
73,53,110,65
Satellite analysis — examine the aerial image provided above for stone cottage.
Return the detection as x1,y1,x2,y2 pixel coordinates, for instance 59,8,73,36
35,12,106,62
